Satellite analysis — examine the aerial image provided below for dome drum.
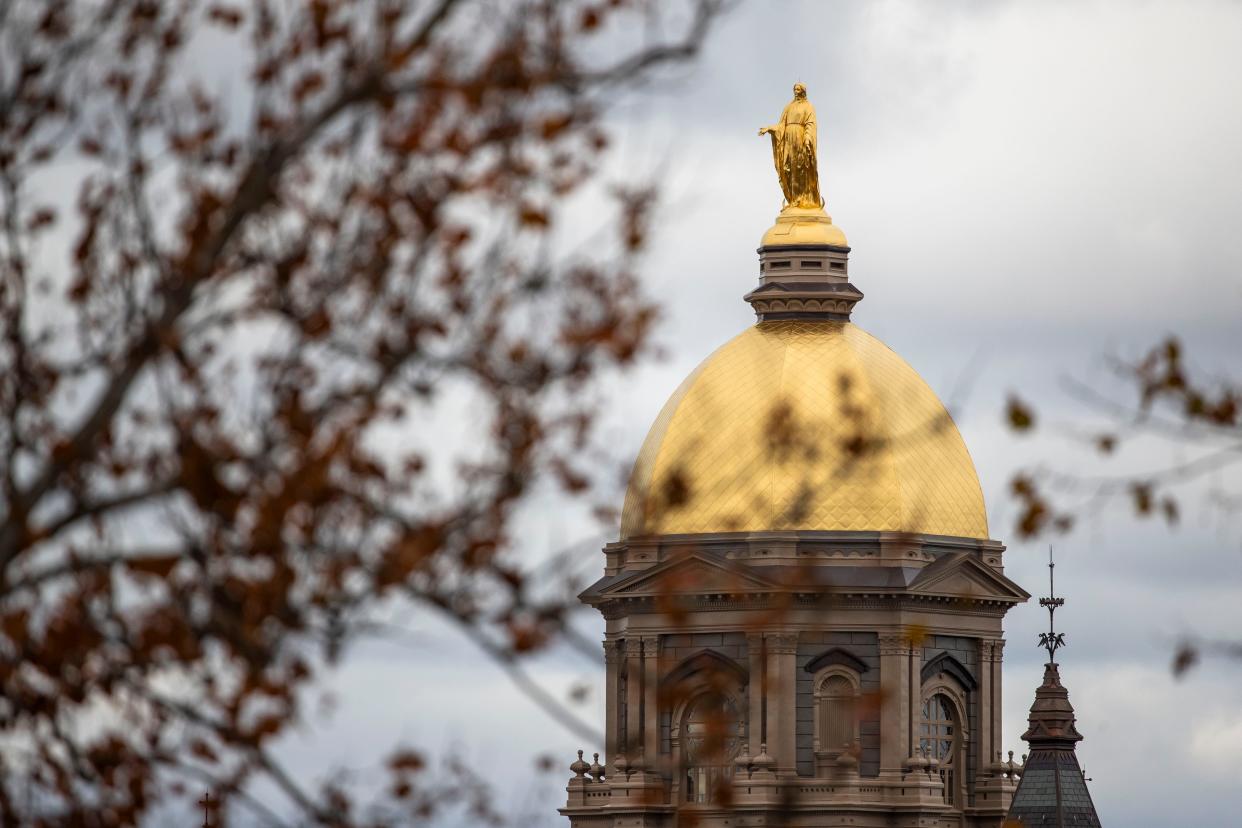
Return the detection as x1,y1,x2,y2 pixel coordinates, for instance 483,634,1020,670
751,242,861,320
744,280,863,320
757,244,851,284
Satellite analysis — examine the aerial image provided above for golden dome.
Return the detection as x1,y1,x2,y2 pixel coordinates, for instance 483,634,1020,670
620,321,988,540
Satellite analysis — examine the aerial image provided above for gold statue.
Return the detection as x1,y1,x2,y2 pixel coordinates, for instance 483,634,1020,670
759,83,824,210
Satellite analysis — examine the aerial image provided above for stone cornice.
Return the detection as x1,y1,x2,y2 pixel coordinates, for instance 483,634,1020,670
597,592,1018,621
600,529,1007,580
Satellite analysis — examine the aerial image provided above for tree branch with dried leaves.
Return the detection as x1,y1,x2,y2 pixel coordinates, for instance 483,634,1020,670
0,0,727,823
1002,335,1242,676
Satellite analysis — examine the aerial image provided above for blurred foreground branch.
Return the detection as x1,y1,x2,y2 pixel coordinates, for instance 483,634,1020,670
0,0,727,823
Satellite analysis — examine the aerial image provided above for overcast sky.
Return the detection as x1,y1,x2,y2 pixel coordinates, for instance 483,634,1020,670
207,2,1242,825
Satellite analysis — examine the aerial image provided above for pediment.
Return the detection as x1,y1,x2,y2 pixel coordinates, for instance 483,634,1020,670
596,553,776,598
909,553,1030,603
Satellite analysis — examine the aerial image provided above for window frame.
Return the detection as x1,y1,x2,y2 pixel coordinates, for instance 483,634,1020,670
663,649,749,807
811,664,862,774
677,690,742,805
919,679,969,808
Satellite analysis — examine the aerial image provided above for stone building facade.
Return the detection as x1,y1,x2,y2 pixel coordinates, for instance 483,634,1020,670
561,122,1034,827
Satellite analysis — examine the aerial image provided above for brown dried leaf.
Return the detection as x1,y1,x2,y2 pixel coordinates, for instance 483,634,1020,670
1172,644,1198,678
1005,395,1035,432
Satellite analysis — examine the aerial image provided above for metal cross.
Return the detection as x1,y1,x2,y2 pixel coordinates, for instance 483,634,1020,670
1037,546,1066,662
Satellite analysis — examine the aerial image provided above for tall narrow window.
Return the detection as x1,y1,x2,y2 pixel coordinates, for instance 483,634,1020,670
682,692,739,804
820,675,856,755
920,693,958,806
810,667,861,775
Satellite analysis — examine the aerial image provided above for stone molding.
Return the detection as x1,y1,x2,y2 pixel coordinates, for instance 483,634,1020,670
804,647,871,675
921,651,978,690
602,640,623,665
598,594,1016,620
745,293,860,319
640,635,661,657
599,529,1008,580
624,638,644,658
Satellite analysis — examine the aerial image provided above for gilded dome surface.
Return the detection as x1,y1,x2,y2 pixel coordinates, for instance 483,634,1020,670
620,321,988,540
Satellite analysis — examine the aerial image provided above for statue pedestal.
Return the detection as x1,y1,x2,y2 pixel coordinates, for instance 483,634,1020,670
761,205,848,248
747,207,861,320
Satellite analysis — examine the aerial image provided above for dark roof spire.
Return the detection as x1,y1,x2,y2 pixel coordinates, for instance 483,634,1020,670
1005,549,1102,827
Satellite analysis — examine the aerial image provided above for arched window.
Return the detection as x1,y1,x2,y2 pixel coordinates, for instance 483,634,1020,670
920,693,959,806
682,692,740,804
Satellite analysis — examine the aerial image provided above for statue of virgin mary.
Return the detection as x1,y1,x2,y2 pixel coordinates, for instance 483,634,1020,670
758,83,824,210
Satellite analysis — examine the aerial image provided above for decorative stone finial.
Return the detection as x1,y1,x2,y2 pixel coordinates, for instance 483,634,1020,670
570,749,589,779
588,753,604,782
751,742,776,771
923,744,939,776
734,743,752,772
1003,750,1020,779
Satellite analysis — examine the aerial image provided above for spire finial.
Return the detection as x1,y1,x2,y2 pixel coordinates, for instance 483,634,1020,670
1038,545,1066,663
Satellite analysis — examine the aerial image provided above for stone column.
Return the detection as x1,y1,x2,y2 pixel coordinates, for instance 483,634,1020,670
642,635,661,772
766,633,799,774
976,639,994,774
878,633,912,776
973,638,1013,812
624,638,644,767
908,636,922,765
603,640,622,774
987,639,1005,764
747,633,765,752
